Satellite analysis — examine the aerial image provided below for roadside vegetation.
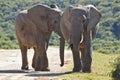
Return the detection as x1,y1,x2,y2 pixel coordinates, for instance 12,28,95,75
112,55,120,79
60,52,119,80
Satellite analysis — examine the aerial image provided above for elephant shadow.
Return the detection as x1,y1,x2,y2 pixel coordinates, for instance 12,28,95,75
0,69,29,73
0,69,73,77
25,71,73,77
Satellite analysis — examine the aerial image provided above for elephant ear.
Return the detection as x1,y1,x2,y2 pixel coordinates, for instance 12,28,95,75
28,5,49,32
86,5,101,39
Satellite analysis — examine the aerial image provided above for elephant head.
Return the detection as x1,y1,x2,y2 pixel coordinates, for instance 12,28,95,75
60,5,101,72
85,4,101,39
81,5,101,72
27,4,61,33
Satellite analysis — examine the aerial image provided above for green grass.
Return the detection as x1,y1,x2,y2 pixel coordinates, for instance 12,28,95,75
60,52,119,80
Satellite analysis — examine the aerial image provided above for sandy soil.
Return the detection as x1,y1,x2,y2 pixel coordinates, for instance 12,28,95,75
0,47,72,80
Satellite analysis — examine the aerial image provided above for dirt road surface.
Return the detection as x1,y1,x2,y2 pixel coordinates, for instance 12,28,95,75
0,47,72,80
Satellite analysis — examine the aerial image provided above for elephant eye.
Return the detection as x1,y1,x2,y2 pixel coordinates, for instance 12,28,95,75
54,20,57,23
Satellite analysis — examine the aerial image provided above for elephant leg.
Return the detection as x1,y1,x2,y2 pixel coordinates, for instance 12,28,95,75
34,45,49,71
82,46,92,73
80,42,84,62
81,31,92,73
34,47,41,71
80,47,86,71
81,47,92,73
32,47,37,68
71,45,81,72
42,50,49,71
70,34,82,72
80,43,86,71
19,44,28,70
41,44,49,71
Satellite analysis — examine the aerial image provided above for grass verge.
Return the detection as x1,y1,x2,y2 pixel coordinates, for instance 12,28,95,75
59,52,119,80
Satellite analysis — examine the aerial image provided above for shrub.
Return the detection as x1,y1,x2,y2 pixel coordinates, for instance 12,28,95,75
93,38,120,54
112,56,120,79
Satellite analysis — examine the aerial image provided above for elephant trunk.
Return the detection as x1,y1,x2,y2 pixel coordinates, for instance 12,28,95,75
59,37,65,67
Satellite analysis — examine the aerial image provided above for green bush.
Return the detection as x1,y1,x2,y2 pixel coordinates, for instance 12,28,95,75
93,38,120,54
49,32,59,46
112,56,120,79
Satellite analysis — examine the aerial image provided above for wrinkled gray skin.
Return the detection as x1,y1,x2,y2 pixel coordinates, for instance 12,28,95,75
15,4,65,71
60,5,101,72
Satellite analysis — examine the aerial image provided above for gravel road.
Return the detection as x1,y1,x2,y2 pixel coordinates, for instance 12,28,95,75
0,47,72,80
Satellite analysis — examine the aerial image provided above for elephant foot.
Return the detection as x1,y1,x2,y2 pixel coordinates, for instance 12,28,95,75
41,68,50,71
32,64,35,68
82,67,91,73
21,66,29,70
35,67,50,71
73,67,81,72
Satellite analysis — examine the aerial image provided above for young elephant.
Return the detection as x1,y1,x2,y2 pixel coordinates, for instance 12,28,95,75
60,5,101,72
15,4,65,71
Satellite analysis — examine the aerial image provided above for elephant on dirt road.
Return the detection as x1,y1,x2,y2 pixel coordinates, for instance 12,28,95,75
15,4,65,71
60,4,101,72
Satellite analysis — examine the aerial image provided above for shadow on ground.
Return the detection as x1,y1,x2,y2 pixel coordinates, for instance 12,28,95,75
0,69,32,73
25,71,73,77
0,69,73,77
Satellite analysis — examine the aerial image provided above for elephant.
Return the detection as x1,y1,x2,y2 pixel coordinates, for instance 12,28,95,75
15,4,65,71
60,4,101,72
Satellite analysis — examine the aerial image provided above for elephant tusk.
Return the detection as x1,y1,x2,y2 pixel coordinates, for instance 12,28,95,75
80,34,83,43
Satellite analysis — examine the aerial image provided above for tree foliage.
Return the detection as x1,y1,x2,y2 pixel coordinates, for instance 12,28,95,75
0,0,120,51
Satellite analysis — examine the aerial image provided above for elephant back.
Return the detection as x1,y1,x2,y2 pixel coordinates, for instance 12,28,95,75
61,6,73,31
27,5,50,32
